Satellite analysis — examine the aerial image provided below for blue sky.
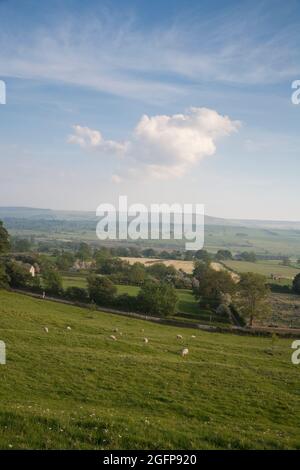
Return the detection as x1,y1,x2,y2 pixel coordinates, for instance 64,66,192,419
0,0,300,219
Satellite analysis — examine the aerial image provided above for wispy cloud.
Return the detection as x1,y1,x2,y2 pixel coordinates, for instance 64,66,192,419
68,107,240,180
0,2,299,102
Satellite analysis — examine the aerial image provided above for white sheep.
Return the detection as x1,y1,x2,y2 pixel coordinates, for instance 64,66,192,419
143,337,149,344
66,326,72,331
44,327,49,334
191,335,196,339
181,348,189,357
110,335,117,341
177,334,183,340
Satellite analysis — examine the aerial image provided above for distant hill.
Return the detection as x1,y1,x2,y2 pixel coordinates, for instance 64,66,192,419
1,206,300,229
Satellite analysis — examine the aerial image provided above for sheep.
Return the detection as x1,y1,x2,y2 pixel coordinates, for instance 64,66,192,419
181,348,189,358
143,337,149,344
191,335,196,339
177,334,183,340
44,327,49,334
110,335,117,341
66,326,72,331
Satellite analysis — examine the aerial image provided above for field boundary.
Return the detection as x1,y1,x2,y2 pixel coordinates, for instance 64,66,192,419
9,288,300,338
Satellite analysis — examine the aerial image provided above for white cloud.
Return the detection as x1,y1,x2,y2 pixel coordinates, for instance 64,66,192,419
68,107,240,180
68,125,127,154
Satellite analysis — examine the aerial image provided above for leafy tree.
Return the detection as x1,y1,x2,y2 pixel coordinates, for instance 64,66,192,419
147,263,176,281
293,273,300,295
65,286,89,303
0,264,9,288
87,274,117,305
194,249,211,263
5,261,31,288
42,269,63,295
128,262,146,285
215,249,233,261
56,252,75,270
238,251,257,262
97,257,129,275
235,272,270,326
137,280,177,316
142,248,157,258
76,242,92,261
193,265,236,308
193,260,209,280
0,220,10,254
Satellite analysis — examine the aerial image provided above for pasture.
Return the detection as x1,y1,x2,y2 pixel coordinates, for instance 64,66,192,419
223,260,299,285
0,290,299,449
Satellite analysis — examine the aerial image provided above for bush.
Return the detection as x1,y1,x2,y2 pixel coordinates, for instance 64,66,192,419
137,280,178,317
87,274,117,306
114,293,138,311
65,286,89,303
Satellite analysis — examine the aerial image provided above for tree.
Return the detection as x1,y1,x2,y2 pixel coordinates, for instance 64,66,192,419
76,242,92,261
0,264,9,288
235,272,270,326
137,280,177,316
293,273,300,295
215,249,233,261
65,286,89,303
193,265,236,308
0,221,10,254
5,261,31,288
194,249,211,263
56,252,75,270
128,262,146,285
238,251,257,262
87,274,117,306
147,263,177,281
42,269,63,295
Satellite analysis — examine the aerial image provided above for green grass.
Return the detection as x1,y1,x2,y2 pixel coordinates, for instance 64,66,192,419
0,290,300,449
224,260,299,284
62,277,202,320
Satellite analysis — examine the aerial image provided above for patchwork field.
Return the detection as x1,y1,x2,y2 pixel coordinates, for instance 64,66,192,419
120,257,194,273
223,260,300,285
0,290,299,449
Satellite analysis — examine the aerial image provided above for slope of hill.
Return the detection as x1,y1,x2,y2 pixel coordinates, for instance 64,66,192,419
0,290,299,449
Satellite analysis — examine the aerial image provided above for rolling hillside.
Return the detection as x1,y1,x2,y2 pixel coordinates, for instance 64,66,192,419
0,290,299,449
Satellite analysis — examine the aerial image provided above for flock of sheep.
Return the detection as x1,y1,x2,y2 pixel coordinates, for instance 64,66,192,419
43,325,192,357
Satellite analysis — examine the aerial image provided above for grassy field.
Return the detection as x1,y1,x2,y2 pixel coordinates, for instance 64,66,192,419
223,260,299,284
62,276,200,318
0,290,300,449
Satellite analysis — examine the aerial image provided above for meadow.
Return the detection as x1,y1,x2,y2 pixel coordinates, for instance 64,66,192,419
223,260,300,285
62,275,201,318
0,290,299,449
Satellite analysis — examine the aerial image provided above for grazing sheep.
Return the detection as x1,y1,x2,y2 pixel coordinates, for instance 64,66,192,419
191,335,196,339
110,335,117,341
181,348,189,358
177,334,183,340
143,337,149,344
44,327,49,334
66,326,72,331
